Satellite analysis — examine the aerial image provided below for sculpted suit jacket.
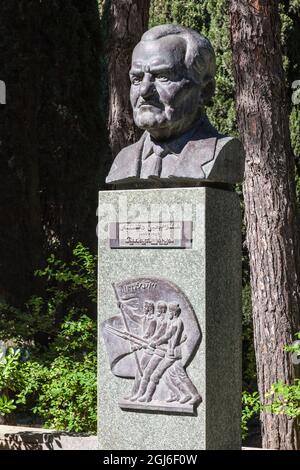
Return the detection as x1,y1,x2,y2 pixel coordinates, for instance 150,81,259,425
106,117,244,186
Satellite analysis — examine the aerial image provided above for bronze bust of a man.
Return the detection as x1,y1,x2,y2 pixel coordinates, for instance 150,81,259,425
106,24,244,187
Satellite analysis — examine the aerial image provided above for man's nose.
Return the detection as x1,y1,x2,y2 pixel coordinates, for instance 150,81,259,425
140,75,155,98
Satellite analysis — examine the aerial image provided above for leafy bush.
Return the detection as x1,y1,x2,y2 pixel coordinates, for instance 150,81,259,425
241,333,300,440
266,380,300,419
266,333,300,421
0,348,19,417
0,243,97,432
241,390,261,441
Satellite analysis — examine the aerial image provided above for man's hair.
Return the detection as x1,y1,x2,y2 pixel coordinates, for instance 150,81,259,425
141,24,216,100
144,300,154,310
157,301,167,310
168,303,181,316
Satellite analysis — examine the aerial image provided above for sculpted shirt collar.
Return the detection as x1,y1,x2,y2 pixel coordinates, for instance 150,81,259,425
142,117,205,160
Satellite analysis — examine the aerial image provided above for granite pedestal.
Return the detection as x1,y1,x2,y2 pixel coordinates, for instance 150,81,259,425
98,187,242,450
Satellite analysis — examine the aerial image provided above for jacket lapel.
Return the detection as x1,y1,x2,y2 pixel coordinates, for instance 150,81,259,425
107,133,147,182
171,136,217,179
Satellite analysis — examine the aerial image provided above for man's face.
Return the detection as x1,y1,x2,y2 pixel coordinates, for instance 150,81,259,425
168,308,175,320
157,304,167,318
144,302,153,316
130,36,202,141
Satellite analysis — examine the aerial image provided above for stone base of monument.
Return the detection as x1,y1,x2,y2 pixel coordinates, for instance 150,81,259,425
98,186,242,450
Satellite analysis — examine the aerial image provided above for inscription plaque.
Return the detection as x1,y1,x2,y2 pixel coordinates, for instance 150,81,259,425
109,221,192,249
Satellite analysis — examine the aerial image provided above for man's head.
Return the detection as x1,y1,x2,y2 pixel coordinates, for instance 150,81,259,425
156,301,167,318
143,300,155,316
129,24,216,141
168,303,181,320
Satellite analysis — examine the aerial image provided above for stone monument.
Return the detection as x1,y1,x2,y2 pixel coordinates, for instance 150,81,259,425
98,24,244,450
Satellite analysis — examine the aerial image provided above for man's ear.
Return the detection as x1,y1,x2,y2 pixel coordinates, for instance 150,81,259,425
199,78,216,106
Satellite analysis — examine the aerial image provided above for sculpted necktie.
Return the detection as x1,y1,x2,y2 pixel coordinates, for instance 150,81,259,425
147,143,168,177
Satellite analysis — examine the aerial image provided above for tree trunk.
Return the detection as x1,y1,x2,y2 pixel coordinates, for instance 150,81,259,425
229,0,300,449
105,0,150,157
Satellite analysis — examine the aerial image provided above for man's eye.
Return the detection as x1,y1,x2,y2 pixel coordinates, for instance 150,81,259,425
131,76,142,85
156,75,169,82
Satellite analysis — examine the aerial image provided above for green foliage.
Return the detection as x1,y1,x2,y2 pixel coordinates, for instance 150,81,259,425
0,297,56,345
150,0,208,31
0,348,21,389
242,333,300,439
0,242,97,347
284,331,300,352
13,314,97,432
0,243,97,432
0,394,16,416
266,334,300,420
241,391,261,441
36,242,97,304
0,348,19,416
266,380,300,420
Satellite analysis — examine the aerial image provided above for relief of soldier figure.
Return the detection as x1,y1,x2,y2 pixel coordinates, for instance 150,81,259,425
101,278,201,413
